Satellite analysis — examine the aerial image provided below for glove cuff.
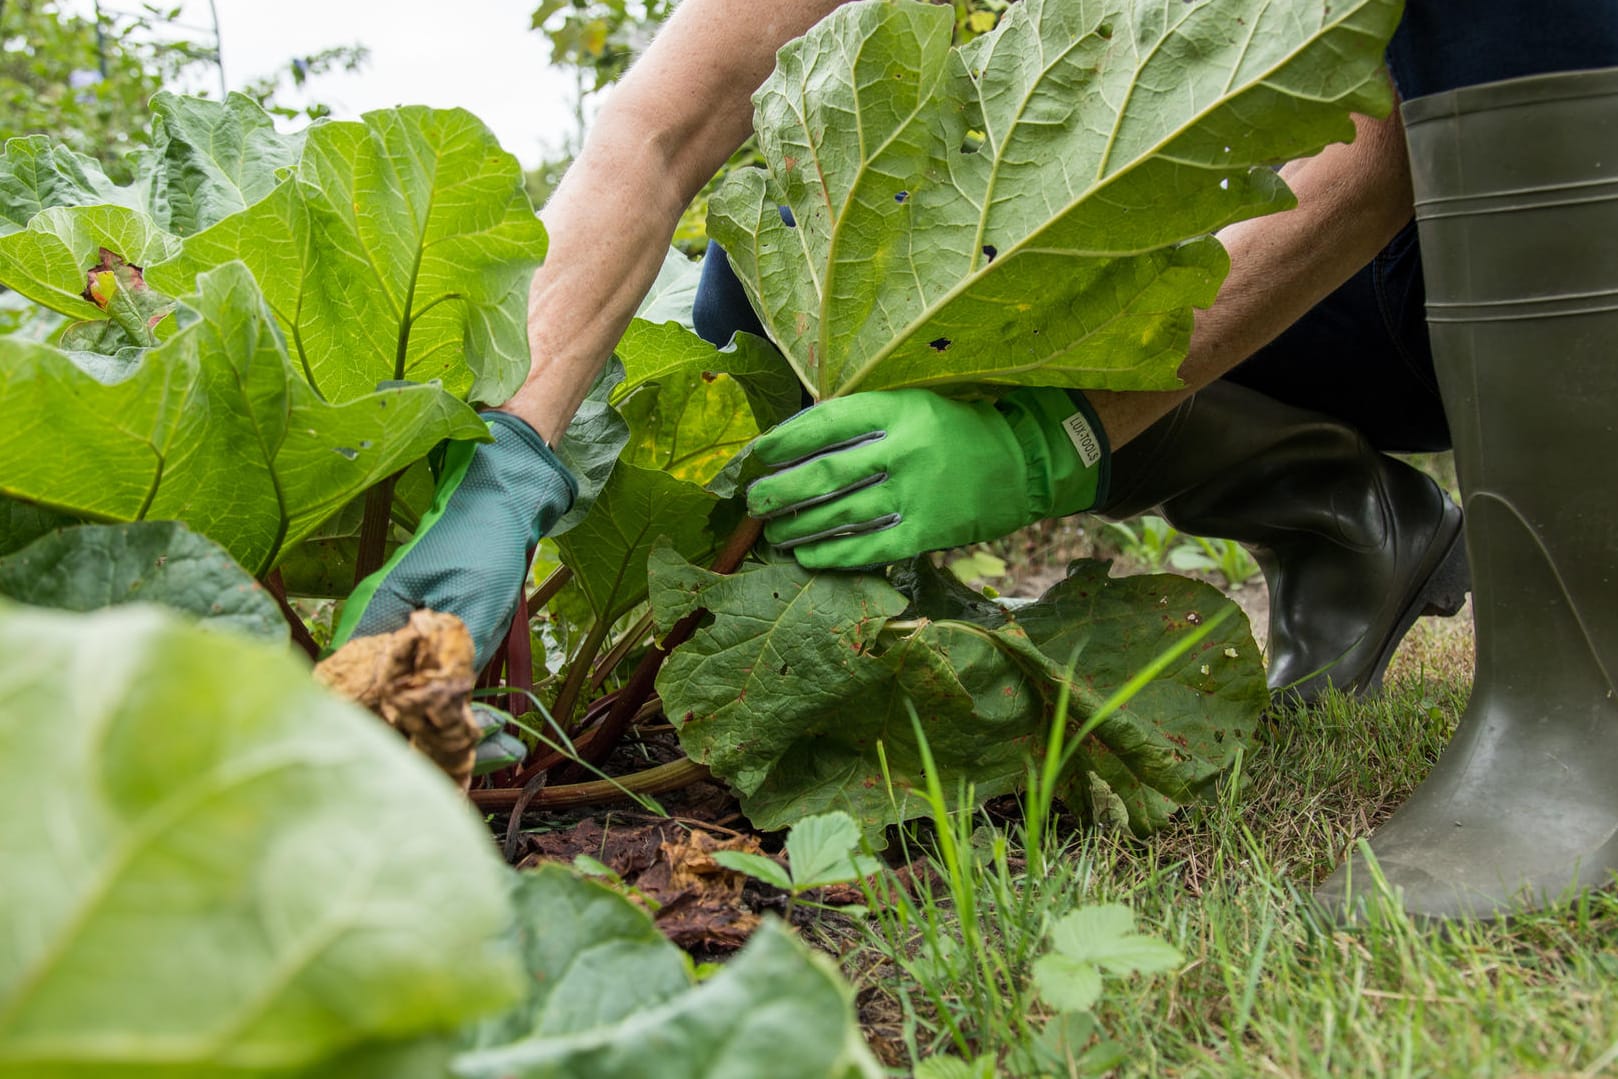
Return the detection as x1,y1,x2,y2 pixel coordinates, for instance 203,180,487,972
997,387,1110,522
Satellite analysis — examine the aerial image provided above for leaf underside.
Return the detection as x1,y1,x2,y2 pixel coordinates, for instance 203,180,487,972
709,0,1399,399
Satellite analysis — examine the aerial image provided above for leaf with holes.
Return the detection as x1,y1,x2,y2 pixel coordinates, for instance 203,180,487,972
709,0,1400,398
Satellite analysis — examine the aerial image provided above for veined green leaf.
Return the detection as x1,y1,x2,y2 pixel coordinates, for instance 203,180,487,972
551,359,631,537
0,263,485,575
454,867,880,1079
0,603,520,1077
554,463,729,623
0,500,79,558
0,521,286,641
618,370,759,487
141,91,306,236
615,321,800,431
632,246,703,328
150,104,547,405
709,0,1400,398
0,94,302,239
652,548,1264,836
0,135,145,236
0,204,179,322
1014,561,1266,832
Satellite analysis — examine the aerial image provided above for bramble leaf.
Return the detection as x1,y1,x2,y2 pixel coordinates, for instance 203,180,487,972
1045,904,1183,975
783,811,884,889
710,0,1400,398
1032,904,1182,1013
710,850,796,892
0,602,520,1076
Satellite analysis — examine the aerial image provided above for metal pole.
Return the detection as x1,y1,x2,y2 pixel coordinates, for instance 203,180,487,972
92,0,109,80
206,0,225,97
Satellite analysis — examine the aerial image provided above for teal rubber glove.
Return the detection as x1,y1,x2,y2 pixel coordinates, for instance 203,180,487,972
331,411,577,670
746,387,1108,570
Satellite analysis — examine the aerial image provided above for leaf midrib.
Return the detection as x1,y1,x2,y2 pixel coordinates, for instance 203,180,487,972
831,0,1373,397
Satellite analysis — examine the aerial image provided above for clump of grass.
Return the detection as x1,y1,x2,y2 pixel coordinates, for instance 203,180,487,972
821,615,1618,1076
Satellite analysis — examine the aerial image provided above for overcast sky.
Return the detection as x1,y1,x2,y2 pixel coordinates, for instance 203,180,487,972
82,0,589,167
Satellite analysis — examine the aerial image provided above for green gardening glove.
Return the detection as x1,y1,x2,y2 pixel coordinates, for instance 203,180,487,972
331,411,577,670
746,387,1109,570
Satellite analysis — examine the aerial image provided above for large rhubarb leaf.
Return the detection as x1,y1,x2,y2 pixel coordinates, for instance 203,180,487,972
0,204,178,323
0,94,301,239
1001,561,1265,831
140,91,306,236
0,521,286,641
550,360,631,536
709,0,1400,398
454,866,880,1079
554,463,733,623
0,602,520,1077
0,263,485,575
651,547,1264,834
149,105,546,405
615,320,800,434
0,136,144,235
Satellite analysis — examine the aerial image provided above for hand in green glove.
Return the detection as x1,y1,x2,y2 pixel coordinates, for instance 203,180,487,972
331,411,577,670
746,387,1109,570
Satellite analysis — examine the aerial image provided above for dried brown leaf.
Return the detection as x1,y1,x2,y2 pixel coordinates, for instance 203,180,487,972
314,609,479,790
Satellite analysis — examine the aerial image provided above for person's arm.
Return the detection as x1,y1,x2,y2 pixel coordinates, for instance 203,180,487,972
332,1,842,665
746,101,1420,571
503,0,845,443
1088,105,1415,446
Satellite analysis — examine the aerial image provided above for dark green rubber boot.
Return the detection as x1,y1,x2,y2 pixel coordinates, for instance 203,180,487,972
1102,380,1468,705
1318,67,1618,920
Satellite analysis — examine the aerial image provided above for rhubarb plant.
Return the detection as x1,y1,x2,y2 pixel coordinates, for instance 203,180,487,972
0,0,1400,849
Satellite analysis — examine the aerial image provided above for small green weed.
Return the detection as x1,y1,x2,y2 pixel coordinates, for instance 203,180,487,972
1101,515,1181,571
1168,534,1262,590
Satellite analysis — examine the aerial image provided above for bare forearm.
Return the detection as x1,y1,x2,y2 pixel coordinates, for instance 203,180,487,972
1089,106,1415,447
501,0,843,443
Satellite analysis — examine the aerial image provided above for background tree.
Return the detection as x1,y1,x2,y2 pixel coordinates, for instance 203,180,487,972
0,0,214,180
524,0,1011,249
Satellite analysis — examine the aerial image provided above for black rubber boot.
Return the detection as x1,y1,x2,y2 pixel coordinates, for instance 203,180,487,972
1318,67,1618,920
1101,380,1469,704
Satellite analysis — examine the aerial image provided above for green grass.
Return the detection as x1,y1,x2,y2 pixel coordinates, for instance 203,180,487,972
823,616,1618,1077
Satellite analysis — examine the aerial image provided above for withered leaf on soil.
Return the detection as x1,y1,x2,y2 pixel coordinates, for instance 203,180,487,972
516,817,768,951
